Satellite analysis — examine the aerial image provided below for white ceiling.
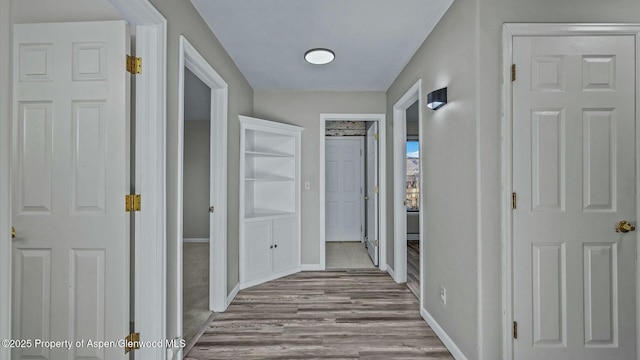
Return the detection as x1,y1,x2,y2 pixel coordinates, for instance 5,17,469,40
191,0,454,91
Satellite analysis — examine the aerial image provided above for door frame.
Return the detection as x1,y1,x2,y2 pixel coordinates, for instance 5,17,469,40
178,35,228,317
319,114,386,271
324,136,366,242
392,79,423,289
0,1,168,359
501,23,640,360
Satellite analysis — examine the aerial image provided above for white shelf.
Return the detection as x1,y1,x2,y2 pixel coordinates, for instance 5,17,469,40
245,150,294,158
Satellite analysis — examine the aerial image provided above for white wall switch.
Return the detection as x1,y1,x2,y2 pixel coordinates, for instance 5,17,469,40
440,286,447,305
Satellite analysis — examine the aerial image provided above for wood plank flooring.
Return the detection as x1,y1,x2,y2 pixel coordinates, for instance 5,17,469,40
186,271,452,360
407,240,420,299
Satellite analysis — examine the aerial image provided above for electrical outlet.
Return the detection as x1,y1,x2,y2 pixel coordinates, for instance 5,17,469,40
440,286,447,305
304,181,311,190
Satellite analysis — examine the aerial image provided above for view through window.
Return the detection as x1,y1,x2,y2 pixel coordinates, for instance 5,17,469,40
406,140,419,211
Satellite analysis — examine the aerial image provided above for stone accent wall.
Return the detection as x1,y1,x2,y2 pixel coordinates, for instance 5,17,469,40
325,121,366,136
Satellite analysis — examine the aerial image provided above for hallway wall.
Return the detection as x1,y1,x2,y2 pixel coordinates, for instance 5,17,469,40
388,0,640,358
253,90,386,265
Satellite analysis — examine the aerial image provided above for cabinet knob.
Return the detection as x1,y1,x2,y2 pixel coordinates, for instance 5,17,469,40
270,245,273,249
274,244,277,248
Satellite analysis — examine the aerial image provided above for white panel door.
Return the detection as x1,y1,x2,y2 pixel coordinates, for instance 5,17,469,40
365,123,379,265
12,22,129,360
326,138,364,241
513,35,636,360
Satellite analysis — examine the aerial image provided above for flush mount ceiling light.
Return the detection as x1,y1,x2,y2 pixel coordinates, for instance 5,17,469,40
304,48,335,65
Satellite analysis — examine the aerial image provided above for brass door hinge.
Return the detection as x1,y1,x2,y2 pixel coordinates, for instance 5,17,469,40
126,55,142,74
125,194,141,212
513,321,518,339
374,133,379,141
124,332,140,353
374,186,379,194
512,192,517,210
511,64,516,82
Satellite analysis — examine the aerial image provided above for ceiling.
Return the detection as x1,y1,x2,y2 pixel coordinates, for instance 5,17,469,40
191,0,454,91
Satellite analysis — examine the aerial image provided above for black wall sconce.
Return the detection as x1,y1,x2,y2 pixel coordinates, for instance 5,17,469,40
427,87,447,110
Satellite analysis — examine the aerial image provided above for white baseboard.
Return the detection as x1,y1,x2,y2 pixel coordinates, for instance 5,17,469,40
183,237,209,243
420,307,469,360
226,283,240,308
407,234,419,240
301,264,322,271
387,266,397,281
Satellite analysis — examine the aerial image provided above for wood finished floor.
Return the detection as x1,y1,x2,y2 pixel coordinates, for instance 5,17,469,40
186,271,452,360
407,240,420,299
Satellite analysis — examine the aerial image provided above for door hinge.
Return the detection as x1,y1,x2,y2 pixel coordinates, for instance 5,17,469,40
511,64,516,82
374,133,379,141
512,192,517,210
374,186,379,194
126,55,142,74
513,321,518,339
125,194,141,212
124,332,140,353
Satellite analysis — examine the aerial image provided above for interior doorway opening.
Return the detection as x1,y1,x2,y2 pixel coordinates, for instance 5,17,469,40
176,35,229,358
319,114,387,271
405,100,421,299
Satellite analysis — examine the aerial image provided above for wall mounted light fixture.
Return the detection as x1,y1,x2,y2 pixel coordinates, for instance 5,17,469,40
427,87,447,110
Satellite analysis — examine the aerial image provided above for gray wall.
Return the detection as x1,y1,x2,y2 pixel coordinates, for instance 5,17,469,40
388,0,640,358
148,0,254,341
253,91,386,265
386,0,478,357
183,120,210,239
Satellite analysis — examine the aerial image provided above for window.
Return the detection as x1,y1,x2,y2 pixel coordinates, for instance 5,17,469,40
406,140,419,211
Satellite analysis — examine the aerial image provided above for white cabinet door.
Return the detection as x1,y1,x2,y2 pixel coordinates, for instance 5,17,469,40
12,22,129,360
272,217,297,274
513,35,636,360
326,138,364,241
244,220,273,283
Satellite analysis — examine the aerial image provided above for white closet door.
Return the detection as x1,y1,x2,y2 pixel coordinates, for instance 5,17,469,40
326,138,364,241
512,34,636,360
12,21,130,360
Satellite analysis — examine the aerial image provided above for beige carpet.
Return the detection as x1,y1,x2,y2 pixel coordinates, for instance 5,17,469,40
183,242,212,345
326,241,376,270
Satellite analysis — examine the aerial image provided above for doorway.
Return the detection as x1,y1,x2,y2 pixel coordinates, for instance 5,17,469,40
405,100,420,298
502,24,640,360
176,35,229,357
392,80,423,305
182,68,212,346
319,114,387,271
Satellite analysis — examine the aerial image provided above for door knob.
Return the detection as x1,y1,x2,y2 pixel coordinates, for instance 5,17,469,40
209,206,214,213
616,220,636,233
11,226,15,239
365,196,369,200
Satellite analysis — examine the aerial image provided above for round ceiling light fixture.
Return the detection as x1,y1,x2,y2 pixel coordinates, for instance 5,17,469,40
304,48,335,65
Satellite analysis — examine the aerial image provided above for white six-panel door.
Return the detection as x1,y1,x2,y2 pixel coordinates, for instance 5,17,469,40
12,21,130,360
325,137,364,241
512,35,636,360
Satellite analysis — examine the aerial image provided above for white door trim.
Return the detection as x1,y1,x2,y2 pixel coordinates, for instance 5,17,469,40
178,35,228,318
0,1,167,360
392,79,422,288
501,23,640,360
319,114,386,271
0,1,11,358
